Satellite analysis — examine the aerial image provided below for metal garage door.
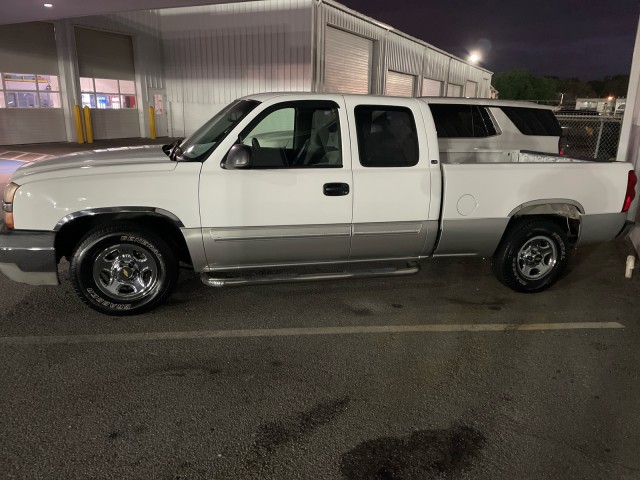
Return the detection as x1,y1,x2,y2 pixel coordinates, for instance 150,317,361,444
0,22,66,144
385,71,415,97
465,80,478,98
75,27,140,139
447,83,462,97
324,27,372,94
421,78,443,97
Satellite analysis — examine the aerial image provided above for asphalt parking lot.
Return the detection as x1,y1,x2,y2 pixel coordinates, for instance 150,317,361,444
1,239,640,479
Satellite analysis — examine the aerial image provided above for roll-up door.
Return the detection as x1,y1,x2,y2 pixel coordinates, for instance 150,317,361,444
385,71,415,97
421,78,442,97
0,22,59,75
324,27,372,94
447,84,462,97
0,22,66,145
75,27,135,81
75,27,139,139
465,80,478,98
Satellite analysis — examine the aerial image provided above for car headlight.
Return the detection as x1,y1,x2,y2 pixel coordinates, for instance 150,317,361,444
2,182,19,229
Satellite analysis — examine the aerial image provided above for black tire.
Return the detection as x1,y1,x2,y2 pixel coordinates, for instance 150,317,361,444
491,219,569,293
70,223,178,315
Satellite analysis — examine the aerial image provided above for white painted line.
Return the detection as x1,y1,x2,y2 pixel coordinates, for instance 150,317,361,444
0,322,624,346
11,153,28,159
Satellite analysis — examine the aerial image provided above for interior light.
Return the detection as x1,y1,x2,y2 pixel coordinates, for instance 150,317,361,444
44,3,53,7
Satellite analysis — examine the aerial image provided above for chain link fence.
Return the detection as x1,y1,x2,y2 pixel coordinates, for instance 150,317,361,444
555,113,623,160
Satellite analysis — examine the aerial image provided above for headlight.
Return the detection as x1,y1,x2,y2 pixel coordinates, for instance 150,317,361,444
2,182,19,229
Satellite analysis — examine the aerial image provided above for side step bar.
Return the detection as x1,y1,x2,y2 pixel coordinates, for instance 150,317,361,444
201,263,420,288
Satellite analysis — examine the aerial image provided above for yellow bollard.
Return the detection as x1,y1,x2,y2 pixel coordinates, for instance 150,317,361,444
83,106,93,144
74,105,85,144
149,106,156,140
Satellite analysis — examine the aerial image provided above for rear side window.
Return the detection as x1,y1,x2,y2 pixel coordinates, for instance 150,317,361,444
429,104,497,138
355,106,419,167
500,107,562,136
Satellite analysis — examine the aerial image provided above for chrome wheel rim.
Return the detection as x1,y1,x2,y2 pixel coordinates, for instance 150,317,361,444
516,235,558,281
92,243,159,301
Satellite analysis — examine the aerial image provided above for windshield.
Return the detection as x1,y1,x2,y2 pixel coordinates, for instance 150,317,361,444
179,99,260,161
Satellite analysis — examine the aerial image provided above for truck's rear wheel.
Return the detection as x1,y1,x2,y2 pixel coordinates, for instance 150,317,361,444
70,223,177,315
491,219,569,293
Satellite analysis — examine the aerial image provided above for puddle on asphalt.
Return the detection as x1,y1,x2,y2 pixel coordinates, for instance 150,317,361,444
340,424,485,480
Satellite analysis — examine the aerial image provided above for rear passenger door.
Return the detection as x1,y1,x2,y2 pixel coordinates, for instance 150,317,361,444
345,97,434,260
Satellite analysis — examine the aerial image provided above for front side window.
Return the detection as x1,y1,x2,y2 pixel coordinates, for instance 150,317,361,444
237,101,342,168
355,106,419,167
429,104,498,138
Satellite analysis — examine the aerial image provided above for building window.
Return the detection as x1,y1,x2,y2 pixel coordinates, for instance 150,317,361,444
0,73,61,108
80,77,137,109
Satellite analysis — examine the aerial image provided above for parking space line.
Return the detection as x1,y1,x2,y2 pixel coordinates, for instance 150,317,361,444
0,322,624,346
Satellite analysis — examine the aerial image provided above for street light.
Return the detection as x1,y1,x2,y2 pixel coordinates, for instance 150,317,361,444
468,51,481,64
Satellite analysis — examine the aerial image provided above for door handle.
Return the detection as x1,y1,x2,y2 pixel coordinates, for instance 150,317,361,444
323,182,350,196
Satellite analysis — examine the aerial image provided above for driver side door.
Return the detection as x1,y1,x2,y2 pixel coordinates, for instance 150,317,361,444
198,96,353,271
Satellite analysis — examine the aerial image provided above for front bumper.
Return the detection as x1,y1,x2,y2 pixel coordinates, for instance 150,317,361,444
0,224,59,285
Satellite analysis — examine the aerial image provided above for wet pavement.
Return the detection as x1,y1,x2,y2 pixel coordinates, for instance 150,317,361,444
1,238,640,479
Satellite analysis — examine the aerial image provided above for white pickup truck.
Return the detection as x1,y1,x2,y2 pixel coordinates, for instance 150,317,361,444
1,94,636,315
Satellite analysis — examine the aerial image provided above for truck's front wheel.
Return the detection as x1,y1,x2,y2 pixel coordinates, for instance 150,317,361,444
70,223,178,315
491,219,569,293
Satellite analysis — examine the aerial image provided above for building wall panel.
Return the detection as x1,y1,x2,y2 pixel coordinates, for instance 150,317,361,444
91,109,141,139
316,1,388,94
0,109,66,144
161,1,312,104
448,58,468,89
385,32,423,77
423,48,449,82
72,10,165,91
316,0,491,98
69,11,164,139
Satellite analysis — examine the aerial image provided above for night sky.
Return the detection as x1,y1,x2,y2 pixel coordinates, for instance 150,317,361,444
338,0,640,80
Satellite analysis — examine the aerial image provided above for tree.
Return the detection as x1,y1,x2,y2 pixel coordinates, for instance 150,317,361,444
590,75,630,97
492,69,557,102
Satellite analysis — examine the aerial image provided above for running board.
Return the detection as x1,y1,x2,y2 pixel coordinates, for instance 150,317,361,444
201,263,420,288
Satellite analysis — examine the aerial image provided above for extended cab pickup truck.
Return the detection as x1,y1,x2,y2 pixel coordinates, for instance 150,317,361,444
1,94,637,315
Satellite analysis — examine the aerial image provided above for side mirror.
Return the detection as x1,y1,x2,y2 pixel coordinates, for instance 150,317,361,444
222,144,253,169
